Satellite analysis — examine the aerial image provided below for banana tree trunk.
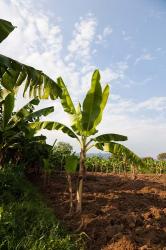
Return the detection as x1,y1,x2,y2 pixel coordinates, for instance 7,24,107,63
67,174,73,214
123,162,127,177
131,164,137,180
0,152,3,167
113,164,116,174
76,148,86,213
118,165,121,174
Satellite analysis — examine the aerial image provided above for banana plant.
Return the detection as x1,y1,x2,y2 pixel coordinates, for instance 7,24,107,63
0,19,61,99
96,141,144,179
29,69,129,213
0,93,54,166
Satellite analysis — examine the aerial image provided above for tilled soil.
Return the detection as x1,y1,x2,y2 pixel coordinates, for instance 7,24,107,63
30,173,166,250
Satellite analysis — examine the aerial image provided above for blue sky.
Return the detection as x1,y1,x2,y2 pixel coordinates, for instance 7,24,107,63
0,0,166,157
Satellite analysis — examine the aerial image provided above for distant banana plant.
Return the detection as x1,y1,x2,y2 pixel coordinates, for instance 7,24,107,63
96,142,144,179
29,70,129,213
0,19,61,99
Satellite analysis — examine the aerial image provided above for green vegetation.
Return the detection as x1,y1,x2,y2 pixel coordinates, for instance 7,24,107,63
85,155,166,175
51,141,75,171
0,94,54,167
157,152,166,161
0,167,81,250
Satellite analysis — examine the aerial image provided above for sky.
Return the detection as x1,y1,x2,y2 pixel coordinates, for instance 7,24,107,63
0,0,166,158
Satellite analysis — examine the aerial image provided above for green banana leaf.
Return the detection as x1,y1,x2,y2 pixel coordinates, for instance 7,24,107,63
95,141,143,166
3,93,15,128
12,98,40,120
92,84,110,128
29,121,79,139
1,95,54,131
0,54,61,98
0,19,15,43
57,77,76,114
94,133,128,142
10,106,54,126
31,135,46,142
57,77,84,134
0,68,25,92
81,70,102,132
65,155,78,173
71,103,83,135
25,106,54,121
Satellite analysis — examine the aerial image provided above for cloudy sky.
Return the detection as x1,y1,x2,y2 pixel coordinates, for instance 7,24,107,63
1,0,166,158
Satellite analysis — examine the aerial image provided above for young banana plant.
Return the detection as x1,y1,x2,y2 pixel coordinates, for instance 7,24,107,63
29,69,130,213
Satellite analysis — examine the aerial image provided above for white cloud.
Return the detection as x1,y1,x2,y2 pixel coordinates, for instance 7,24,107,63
156,47,162,52
66,15,97,64
138,97,166,111
96,26,113,44
0,1,63,70
127,77,152,88
103,26,113,36
122,30,132,41
134,53,154,65
149,9,166,20
107,96,166,114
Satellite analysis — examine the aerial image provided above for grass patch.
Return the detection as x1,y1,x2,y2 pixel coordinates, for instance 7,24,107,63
0,167,83,250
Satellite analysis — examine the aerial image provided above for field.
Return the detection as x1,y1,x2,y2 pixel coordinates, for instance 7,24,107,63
31,172,166,250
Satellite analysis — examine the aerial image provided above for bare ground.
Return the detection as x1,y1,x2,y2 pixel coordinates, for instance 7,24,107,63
30,173,166,250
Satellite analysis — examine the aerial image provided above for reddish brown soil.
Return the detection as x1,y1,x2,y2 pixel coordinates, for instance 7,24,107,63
30,173,166,250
